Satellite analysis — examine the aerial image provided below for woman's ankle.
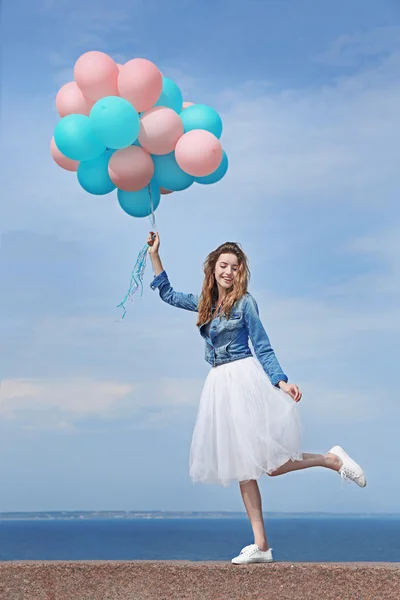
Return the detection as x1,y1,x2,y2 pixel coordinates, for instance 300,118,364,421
325,452,342,471
255,540,269,551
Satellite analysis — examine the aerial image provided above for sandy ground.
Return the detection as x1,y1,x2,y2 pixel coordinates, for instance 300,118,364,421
0,561,399,600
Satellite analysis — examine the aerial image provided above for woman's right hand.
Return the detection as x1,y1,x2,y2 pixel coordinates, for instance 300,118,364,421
147,231,160,255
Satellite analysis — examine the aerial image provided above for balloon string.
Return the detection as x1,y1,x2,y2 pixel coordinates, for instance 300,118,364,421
116,184,157,319
147,182,157,277
148,183,157,234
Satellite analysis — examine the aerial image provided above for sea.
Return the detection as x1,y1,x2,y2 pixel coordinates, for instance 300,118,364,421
1,514,399,562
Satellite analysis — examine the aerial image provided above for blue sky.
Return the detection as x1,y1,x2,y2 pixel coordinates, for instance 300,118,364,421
0,0,400,514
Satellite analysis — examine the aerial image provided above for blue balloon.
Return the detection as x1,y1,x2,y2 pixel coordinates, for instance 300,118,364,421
77,150,116,195
118,180,161,218
152,153,194,191
89,96,140,149
54,114,105,161
180,104,223,139
195,150,229,185
154,77,183,113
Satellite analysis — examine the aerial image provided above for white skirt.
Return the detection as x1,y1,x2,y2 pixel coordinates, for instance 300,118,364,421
189,357,303,487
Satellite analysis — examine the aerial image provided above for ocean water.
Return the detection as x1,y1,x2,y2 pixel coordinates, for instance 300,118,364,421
0,517,399,562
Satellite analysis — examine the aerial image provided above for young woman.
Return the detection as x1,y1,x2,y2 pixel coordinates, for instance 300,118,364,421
147,232,366,565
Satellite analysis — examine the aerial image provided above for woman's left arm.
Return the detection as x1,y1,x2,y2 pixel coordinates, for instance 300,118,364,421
243,294,288,386
244,295,302,401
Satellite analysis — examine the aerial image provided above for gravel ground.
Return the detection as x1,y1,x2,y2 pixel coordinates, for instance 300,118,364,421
0,561,399,600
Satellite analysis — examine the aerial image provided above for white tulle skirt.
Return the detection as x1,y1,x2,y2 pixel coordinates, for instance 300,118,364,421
189,357,303,487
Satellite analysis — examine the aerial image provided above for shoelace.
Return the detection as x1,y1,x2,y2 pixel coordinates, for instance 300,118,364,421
340,465,360,486
240,544,259,556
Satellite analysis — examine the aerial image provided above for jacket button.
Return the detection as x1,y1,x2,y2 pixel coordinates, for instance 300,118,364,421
212,326,217,330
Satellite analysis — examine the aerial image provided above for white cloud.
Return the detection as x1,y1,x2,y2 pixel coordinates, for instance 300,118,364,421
296,382,387,423
39,0,154,54
322,227,400,316
41,0,133,31
345,228,400,278
215,54,400,204
0,378,133,416
318,26,400,67
0,364,387,435
0,376,203,432
253,222,400,343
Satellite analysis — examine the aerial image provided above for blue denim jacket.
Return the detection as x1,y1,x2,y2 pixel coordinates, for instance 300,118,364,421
150,270,288,386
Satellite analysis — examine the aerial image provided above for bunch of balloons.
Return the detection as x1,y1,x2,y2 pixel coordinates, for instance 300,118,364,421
51,51,229,219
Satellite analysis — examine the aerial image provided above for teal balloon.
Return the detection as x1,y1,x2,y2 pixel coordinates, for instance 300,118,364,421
118,180,161,218
195,150,228,185
154,77,183,113
89,96,140,149
77,150,116,195
54,114,105,161
152,152,194,191
180,104,223,138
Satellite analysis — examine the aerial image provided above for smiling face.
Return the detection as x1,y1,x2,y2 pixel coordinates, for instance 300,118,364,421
214,252,239,292
197,242,250,326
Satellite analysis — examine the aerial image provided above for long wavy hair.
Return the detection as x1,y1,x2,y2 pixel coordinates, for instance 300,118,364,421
196,242,250,327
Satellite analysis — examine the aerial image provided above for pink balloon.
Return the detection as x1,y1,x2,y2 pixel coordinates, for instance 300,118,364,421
117,63,124,71
160,187,173,195
56,81,94,117
138,107,184,155
118,58,162,112
175,130,222,177
108,146,154,192
74,51,119,101
182,101,194,110
50,137,79,171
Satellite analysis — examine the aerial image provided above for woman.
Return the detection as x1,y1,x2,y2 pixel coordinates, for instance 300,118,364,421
148,232,366,565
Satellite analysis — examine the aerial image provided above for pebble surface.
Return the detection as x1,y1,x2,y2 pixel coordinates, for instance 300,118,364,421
0,561,399,600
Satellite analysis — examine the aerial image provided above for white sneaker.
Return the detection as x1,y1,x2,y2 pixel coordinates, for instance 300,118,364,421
231,544,274,564
329,445,367,488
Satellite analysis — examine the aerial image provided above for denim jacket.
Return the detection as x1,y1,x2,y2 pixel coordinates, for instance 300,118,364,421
150,270,288,386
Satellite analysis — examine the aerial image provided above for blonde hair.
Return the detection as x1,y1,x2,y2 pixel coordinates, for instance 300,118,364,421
196,242,250,327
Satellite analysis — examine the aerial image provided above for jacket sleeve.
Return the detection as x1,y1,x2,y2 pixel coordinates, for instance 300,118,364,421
243,294,288,386
150,270,199,312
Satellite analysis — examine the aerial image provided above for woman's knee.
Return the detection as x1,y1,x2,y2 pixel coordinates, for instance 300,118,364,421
239,478,256,487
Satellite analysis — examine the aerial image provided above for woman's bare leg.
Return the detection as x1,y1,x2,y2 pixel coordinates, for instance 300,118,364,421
239,479,269,551
269,452,341,477
238,454,342,551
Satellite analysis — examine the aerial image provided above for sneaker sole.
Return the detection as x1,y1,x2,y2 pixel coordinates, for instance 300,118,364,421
232,558,274,564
